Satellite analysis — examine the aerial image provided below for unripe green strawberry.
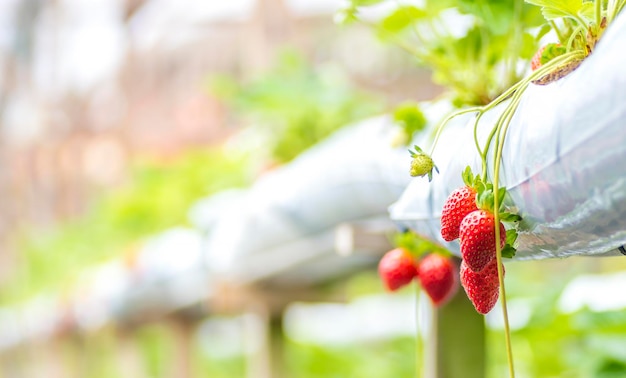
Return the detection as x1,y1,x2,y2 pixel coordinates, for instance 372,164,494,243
531,45,547,71
418,254,458,306
440,186,478,241
409,146,438,181
378,248,417,291
460,259,503,314
531,43,565,71
459,209,506,272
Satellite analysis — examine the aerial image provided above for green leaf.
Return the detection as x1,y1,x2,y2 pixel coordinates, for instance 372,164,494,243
535,23,554,40
394,102,427,136
380,6,427,33
501,244,517,258
526,0,593,26
505,229,518,245
349,0,386,6
578,2,595,21
525,0,585,18
500,212,522,222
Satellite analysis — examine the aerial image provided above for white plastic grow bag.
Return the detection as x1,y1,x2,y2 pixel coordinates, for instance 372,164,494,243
205,116,411,284
389,11,626,260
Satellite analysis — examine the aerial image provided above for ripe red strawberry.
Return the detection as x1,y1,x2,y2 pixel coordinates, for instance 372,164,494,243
459,209,506,272
460,259,503,314
378,248,417,291
440,186,478,241
418,254,458,306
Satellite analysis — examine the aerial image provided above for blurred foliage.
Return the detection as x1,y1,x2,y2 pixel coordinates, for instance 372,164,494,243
392,101,427,146
3,148,251,302
209,49,385,163
487,257,626,378
284,338,416,378
339,0,544,105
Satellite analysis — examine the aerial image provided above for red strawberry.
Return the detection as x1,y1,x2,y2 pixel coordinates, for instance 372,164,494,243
460,259,503,314
418,254,458,306
440,186,478,241
378,248,417,291
459,209,506,272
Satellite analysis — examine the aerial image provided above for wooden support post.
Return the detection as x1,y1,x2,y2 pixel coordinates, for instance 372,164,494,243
268,314,285,378
423,284,486,378
168,320,195,378
244,301,271,378
116,330,148,378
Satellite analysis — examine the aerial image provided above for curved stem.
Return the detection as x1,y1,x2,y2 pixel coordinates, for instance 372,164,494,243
415,282,421,378
596,0,602,31
428,107,481,156
550,20,565,43
477,49,586,378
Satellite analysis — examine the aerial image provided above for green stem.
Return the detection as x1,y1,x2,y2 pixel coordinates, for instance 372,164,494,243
415,282,421,378
429,107,482,156
550,20,566,44
472,111,487,179
474,49,586,378
596,0,602,30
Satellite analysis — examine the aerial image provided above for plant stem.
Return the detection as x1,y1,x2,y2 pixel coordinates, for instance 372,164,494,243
596,0,602,31
476,49,586,378
415,283,421,378
429,107,481,156
550,20,566,43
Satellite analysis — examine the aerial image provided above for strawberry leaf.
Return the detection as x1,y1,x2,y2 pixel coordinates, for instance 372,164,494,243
505,229,518,245
535,23,553,40
525,0,586,21
500,212,522,222
501,244,517,258
380,6,427,33
394,102,427,136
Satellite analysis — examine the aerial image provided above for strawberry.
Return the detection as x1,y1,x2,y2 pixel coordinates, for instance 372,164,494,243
530,45,547,71
459,209,506,272
460,259,503,314
418,253,458,306
531,43,565,71
440,186,478,241
378,248,417,291
409,145,438,181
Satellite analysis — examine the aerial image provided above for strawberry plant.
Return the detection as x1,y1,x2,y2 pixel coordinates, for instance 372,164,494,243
338,0,544,105
352,0,624,376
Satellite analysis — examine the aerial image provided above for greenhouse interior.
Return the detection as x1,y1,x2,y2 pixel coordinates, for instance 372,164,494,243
1,0,626,377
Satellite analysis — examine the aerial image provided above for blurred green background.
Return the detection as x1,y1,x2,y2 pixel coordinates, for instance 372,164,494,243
0,1,625,378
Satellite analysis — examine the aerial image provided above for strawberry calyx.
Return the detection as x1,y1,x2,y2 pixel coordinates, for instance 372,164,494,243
461,165,481,190
472,179,521,259
394,230,451,259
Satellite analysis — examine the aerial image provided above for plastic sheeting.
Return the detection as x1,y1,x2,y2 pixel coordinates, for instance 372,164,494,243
112,227,210,323
389,11,626,260
205,115,411,284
